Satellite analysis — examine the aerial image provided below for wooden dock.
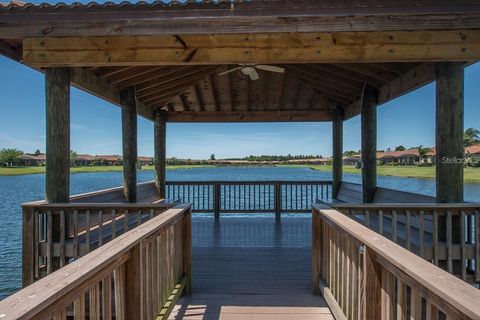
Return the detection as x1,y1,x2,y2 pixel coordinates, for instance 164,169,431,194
170,216,334,320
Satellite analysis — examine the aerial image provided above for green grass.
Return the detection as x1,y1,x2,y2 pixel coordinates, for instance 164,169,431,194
281,164,480,183
3,164,480,183
0,165,214,176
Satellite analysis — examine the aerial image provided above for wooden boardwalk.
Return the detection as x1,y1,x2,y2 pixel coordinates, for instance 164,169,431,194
169,216,333,320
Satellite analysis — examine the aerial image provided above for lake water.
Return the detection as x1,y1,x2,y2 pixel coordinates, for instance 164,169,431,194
0,166,479,299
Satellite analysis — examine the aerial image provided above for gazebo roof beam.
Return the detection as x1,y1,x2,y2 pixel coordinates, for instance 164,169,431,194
2,1,480,38
21,31,480,67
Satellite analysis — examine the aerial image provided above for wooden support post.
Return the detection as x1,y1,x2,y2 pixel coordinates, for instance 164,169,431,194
45,68,70,271
362,246,381,320
22,206,35,286
46,68,70,204
435,62,464,272
154,110,167,199
312,208,322,295
435,62,464,203
183,208,192,294
275,182,281,221
361,85,378,203
121,87,137,203
332,116,343,199
214,182,221,220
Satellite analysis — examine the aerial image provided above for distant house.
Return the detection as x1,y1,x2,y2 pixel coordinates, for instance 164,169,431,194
94,155,122,166
377,149,420,166
343,155,361,166
73,154,96,166
421,148,436,164
465,145,480,166
138,156,154,166
19,154,46,166
286,158,330,165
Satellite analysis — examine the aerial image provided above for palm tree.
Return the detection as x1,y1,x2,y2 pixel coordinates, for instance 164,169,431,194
70,150,78,166
0,148,23,167
464,128,480,147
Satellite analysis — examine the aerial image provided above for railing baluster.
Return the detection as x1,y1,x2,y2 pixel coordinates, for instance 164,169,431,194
475,209,479,283
59,210,65,268
446,210,453,273
406,209,411,251
460,210,467,281
46,210,53,274
73,209,79,259
111,209,116,239
86,209,91,254
98,210,104,247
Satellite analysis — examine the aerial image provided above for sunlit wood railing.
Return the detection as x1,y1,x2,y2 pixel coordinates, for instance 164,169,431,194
3,204,192,320
312,203,480,320
166,180,332,217
22,201,176,286
330,203,480,284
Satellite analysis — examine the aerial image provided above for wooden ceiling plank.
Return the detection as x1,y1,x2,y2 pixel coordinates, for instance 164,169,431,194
298,79,352,105
166,110,333,123
211,66,232,112
137,69,216,101
367,63,416,75
309,64,385,88
193,84,205,112
134,66,212,93
285,66,363,96
94,66,134,78
114,66,189,88
333,63,398,82
23,30,480,66
285,64,364,92
106,66,163,84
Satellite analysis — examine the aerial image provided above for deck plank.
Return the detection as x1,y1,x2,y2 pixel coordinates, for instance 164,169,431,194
169,216,333,320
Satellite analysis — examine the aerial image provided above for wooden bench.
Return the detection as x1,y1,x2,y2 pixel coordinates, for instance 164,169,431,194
332,181,435,204
71,181,162,204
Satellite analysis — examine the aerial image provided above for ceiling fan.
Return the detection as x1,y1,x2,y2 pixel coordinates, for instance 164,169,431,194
218,64,285,81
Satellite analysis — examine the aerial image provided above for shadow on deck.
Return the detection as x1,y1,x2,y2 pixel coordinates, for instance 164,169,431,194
170,215,334,320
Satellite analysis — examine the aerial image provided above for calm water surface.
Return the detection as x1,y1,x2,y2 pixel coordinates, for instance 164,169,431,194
0,166,479,299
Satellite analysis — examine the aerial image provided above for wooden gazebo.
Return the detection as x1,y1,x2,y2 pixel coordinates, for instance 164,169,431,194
1,1,480,319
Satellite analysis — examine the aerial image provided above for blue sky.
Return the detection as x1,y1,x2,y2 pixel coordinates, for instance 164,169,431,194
0,56,479,159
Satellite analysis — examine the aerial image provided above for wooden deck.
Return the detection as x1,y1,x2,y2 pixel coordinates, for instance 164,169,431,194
169,216,333,320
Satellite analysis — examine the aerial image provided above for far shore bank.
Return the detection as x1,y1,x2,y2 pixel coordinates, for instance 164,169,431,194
1,164,480,183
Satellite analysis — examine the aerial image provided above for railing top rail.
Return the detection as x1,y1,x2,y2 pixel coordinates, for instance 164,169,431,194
0,203,191,320
312,203,480,319
166,180,332,185
331,202,480,209
21,201,174,209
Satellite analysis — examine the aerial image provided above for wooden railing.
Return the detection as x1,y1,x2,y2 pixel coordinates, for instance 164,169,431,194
312,203,480,320
166,180,332,217
3,203,192,320
22,201,176,285
330,203,480,284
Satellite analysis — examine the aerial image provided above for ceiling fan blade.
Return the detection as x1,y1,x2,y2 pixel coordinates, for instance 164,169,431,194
218,67,242,76
255,65,285,73
242,67,259,81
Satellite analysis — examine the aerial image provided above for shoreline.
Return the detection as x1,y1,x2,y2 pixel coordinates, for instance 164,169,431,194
1,164,480,183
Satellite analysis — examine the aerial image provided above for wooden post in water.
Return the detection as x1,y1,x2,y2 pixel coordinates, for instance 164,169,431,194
332,114,343,200
435,62,464,272
121,87,137,203
361,85,378,203
154,110,167,199
45,68,70,271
